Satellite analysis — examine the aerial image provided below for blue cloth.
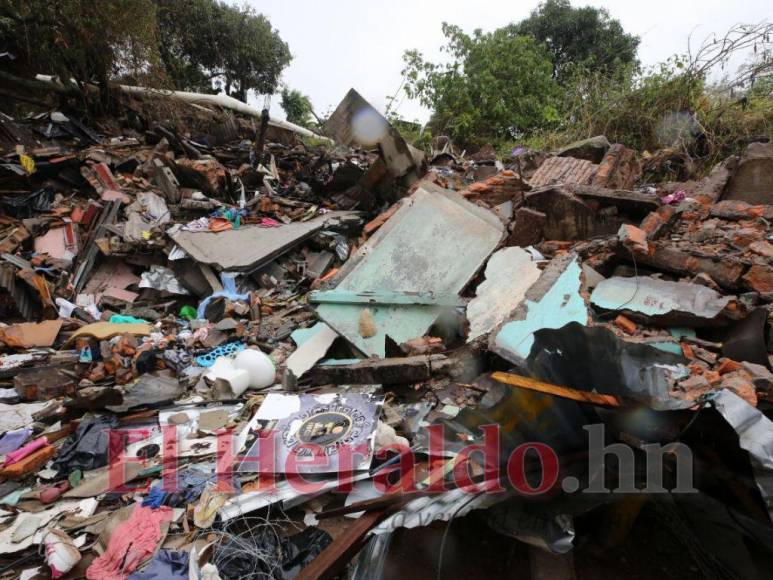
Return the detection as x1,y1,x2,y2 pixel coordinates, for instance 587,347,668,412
141,485,168,509
127,549,189,579
0,429,31,455
196,272,249,319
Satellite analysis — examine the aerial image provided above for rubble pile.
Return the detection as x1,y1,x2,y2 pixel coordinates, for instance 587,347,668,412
0,90,772,579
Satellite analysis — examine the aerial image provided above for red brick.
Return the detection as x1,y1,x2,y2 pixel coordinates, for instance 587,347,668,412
743,264,773,294
639,205,677,240
614,314,637,334
618,224,648,253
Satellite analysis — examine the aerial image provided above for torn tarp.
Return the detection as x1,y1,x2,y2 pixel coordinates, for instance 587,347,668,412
0,188,53,218
52,415,120,476
139,265,189,295
126,550,189,579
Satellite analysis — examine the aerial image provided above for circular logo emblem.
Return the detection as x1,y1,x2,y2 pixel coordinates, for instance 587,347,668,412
297,411,353,446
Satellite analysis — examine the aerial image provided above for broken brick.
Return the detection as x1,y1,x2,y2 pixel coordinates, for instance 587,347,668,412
710,200,773,221
507,207,546,247
618,224,648,253
717,358,743,375
639,205,677,240
630,244,745,289
592,144,641,190
743,264,773,294
614,314,637,334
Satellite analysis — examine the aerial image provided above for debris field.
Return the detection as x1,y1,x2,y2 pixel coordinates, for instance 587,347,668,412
0,86,772,579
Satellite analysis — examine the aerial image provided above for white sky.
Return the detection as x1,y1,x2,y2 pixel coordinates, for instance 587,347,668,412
240,0,769,123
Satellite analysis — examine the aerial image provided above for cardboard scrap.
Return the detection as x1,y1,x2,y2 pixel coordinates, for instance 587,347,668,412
0,320,63,348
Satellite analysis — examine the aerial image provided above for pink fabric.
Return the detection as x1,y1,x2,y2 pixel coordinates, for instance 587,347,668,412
3,436,48,466
663,190,686,205
258,217,281,227
86,504,172,580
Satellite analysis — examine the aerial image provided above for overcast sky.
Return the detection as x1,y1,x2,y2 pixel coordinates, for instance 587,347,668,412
241,0,769,123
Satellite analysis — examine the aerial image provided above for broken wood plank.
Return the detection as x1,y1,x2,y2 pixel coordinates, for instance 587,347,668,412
295,508,393,580
491,371,622,407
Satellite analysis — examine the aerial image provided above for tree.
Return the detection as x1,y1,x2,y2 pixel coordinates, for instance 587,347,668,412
402,24,560,146
280,87,313,127
507,0,639,83
0,0,160,104
154,0,291,100
0,0,291,107
153,0,224,93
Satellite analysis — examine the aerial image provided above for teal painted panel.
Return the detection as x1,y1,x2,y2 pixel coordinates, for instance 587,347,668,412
493,258,588,362
650,341,684,355
317,185,503,357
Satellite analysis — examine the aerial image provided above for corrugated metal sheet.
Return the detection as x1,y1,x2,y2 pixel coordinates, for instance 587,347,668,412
0,263,37,320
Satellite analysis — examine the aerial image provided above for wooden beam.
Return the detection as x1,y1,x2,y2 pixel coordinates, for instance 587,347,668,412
491,372,622,407
296,508,392,580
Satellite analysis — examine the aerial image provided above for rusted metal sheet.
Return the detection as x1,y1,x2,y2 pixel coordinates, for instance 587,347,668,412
325,89,421,181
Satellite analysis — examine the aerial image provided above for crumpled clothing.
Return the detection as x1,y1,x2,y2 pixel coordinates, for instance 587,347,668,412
211,208,242,230
257,217,281,228
177,465,236,509
141,485,168,509
208,217,233,232
0,428,32,455
52,415,120,476
163,347,192,373
3,436,48,466
142,465,224,510
126,550,189,579
110,315,148,324
87,504,172,580
182,217,210,232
